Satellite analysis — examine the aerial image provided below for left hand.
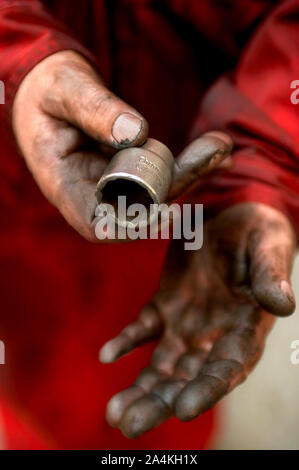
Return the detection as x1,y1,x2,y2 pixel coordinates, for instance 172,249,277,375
99,202,296,438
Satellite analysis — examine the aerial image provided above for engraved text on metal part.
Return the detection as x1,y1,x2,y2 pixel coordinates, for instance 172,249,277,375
136,156,166,187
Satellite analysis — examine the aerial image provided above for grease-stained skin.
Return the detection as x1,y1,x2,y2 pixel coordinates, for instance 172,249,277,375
12,50,232,243
100,202,296,438
12,49,297,441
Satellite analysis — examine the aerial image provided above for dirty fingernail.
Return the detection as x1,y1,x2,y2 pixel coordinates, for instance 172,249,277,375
112,113,143,146
280,280,295,303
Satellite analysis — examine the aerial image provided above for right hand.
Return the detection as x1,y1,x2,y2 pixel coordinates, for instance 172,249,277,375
12,50,149,241
12,50,232,242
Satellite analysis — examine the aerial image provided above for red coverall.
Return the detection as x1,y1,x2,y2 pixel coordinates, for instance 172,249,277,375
0,0,298,450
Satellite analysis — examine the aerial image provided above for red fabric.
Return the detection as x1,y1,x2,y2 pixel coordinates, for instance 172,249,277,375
190,0,299,236
0,0,298,449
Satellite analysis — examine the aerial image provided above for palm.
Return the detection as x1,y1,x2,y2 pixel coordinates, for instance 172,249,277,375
100,202,296,438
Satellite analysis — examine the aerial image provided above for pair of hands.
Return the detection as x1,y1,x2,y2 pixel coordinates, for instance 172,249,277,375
12,51,297,439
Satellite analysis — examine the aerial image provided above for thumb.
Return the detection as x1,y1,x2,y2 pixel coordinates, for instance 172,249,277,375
248,206,297,316
168,131,233,201
42,51,148,148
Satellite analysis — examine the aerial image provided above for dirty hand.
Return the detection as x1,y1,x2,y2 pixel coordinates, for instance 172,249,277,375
12,50,232,241
100,202,296,438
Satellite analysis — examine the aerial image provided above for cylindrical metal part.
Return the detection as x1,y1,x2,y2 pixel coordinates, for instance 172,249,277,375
95,138,174,226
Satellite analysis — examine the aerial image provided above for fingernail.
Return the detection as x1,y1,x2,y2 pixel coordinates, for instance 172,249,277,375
204,131,234,152
208,152,224,168
99,342,115,363
112,113,143,146
280,280,295,303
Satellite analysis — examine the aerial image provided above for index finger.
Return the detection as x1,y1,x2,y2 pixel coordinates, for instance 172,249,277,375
167,131,233,201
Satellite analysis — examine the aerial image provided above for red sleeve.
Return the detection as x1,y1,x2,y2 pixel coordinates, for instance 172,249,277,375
0,0,97,124
190,0,299,237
